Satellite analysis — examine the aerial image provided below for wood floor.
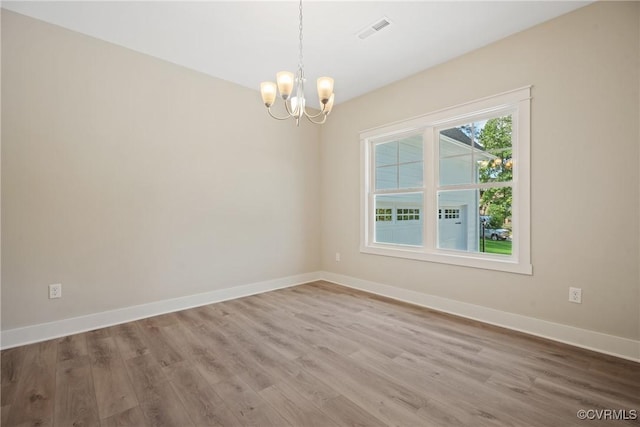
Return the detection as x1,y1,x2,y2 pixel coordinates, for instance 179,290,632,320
1,281,639,427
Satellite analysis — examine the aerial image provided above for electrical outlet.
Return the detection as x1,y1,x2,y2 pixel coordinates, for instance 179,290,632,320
335,252,341,262
569,287,582,304
49,283,62,299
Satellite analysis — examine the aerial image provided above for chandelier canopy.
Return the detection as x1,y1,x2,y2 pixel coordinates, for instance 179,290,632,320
260,0,335,126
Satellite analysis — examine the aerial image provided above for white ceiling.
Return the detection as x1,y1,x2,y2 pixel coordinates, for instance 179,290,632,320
3,1,592,108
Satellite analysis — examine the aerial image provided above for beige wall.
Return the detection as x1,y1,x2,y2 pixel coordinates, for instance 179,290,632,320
2,2,640,345
320,1,640,340
1,11,321,329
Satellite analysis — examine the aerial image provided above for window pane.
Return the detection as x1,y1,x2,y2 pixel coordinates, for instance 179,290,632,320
439,116,513,186
399,136,422,163
478,115,513,184
439,126,475,185
399,162,423,188
375,135,423,190
375,193,423,246
375,165,397,190
439,152,473,186
437,188,512,255
437,189,475,251
375,141,397,167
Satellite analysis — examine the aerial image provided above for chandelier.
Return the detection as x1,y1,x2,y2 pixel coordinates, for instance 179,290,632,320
259,0,335,126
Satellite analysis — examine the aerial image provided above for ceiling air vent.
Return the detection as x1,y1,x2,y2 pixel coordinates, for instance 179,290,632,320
357,17,392,40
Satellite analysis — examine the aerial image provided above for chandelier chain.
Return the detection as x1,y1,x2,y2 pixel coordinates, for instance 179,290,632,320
298,0,304,72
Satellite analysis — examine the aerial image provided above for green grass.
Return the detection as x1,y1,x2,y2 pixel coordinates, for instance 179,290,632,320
480,238,512,255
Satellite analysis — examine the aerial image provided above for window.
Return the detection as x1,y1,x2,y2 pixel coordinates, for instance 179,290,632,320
360,87,531,274
397,208,420,221
375,208,393,222
440,208,460,220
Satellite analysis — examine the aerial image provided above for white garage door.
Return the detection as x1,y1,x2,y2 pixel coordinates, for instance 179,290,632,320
438,206,467,250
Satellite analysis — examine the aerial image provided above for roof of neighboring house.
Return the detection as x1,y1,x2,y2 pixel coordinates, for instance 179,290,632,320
440,127,485,150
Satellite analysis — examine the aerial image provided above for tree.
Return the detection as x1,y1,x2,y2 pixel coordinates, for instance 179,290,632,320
478,116,512,229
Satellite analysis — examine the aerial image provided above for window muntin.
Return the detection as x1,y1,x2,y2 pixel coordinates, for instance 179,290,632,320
361,87,531,274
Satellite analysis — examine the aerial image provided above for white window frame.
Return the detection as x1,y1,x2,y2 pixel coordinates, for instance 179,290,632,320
360,87,532,274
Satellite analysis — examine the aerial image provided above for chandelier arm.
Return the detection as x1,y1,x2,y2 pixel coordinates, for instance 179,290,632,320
303,108,327,119
283,98,298,117
305,114,328,125
266,107,294,121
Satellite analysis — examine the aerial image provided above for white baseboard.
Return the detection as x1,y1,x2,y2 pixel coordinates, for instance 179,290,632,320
320,272,640,363
0,271,323,350
3,270,639,363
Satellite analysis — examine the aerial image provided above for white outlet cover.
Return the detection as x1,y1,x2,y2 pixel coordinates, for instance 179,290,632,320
49,283,62,299
569,287,582,303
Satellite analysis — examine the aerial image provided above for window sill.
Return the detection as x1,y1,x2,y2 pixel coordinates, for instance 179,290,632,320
360,244,533,275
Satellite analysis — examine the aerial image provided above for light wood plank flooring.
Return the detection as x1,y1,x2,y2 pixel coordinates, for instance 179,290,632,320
2,281,639,426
